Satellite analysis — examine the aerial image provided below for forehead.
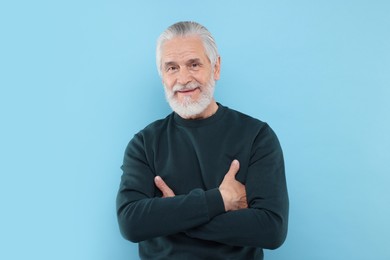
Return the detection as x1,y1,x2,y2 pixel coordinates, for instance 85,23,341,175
161,36,209,63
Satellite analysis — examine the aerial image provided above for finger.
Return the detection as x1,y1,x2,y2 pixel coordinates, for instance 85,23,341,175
226,159,240,178
154,176,175,197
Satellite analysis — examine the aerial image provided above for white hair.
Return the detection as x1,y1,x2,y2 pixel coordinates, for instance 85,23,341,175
156,21,219,76
164,76,216,119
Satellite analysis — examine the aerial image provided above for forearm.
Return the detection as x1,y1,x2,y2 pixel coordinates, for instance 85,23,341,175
187,125,289,248
117,188,225,242
117,134,225,242
185,207,288,249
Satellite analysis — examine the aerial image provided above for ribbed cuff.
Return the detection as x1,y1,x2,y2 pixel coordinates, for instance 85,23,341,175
204,188,225,219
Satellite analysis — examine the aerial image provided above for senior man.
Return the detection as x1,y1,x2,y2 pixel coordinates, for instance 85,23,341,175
116,21,289,259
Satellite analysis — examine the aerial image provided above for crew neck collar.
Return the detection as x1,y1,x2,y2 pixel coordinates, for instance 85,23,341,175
173,103,226,127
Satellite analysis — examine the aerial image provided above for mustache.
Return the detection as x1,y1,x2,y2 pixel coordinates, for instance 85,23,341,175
172,82,200,93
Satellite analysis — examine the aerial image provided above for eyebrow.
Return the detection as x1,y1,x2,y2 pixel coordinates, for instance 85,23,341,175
164,58,202,68
186,58,202,65
164,61,177,68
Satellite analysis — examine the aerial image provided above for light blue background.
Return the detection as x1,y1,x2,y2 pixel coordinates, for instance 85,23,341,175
1,1,389,259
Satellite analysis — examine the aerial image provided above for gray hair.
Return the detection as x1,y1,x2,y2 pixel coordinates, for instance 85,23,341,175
156,21,219,76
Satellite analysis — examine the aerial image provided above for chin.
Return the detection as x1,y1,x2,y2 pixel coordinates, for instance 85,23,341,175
164,78,216,118
169,97,211,119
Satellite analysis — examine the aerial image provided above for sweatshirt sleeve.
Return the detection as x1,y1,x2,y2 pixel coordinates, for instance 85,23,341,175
185,124,289,249
116,132,225,243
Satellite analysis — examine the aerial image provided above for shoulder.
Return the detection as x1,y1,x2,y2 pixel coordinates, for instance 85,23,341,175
223,105,267,129
142,113,173,134
222,105,280,142
132,112,175,136
124,113,173,152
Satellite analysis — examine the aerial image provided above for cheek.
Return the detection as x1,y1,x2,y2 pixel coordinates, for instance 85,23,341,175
192,74,206,85
203,70,213,82
162,76,175,89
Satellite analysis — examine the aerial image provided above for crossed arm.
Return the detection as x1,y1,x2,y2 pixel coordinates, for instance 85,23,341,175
117,158,250,243
152,160,287,248
155,159,247,212
117,127,289,248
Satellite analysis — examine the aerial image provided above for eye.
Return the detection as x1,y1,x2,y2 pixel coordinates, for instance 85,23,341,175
190,62,201,70
166,66,178,72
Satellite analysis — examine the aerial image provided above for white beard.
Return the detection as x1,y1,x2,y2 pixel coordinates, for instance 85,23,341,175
164,78,215,119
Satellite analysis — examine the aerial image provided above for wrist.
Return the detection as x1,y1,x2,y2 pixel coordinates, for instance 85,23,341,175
205,188,226,217
218,188,231,211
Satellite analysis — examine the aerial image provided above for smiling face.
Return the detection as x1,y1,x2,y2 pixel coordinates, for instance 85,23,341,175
161,36,220,119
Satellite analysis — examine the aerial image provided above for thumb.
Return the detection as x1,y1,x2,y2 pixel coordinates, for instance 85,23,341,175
226,159,240,178
154,176,175,197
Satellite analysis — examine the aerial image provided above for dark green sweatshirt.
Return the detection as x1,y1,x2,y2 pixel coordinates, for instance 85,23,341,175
117,104,289,259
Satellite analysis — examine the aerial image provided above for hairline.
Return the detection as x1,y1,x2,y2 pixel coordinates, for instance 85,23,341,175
160,35,212,70
156,22,219,77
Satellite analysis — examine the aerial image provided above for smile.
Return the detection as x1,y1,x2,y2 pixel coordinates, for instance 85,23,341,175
176,87,199,94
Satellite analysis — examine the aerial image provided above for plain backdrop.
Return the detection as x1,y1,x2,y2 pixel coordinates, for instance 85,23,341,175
1,1,389,259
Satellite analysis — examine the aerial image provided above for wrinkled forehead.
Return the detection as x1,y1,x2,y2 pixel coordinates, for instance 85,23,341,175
161,36,209,63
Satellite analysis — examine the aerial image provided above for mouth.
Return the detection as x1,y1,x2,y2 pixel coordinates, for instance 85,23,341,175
178,88,196,93
176,87,199,95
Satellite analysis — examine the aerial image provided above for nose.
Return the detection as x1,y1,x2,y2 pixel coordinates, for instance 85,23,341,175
176,67,192,85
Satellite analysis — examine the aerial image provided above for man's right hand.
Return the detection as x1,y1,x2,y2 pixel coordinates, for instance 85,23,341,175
219,160,248,211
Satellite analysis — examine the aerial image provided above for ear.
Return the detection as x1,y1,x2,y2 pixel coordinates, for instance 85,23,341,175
213,56,221,80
